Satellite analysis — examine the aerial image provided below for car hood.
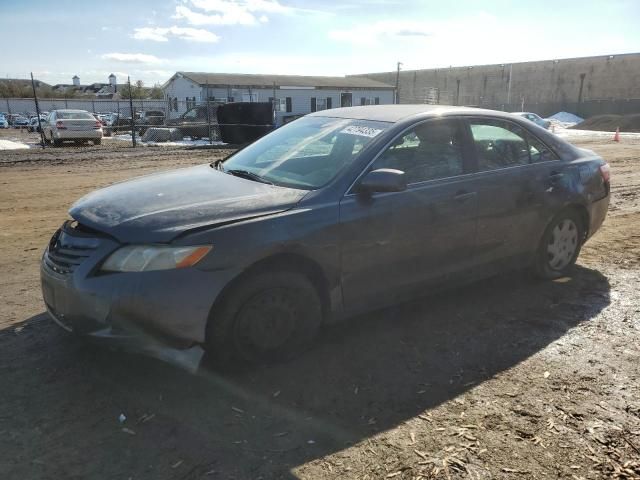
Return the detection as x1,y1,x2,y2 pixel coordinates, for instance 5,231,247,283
70,164,307,243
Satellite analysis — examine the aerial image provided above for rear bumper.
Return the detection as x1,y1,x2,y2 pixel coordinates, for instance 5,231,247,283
586,193,610,240
54,129,103,140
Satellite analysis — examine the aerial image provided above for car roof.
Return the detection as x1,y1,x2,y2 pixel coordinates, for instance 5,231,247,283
52,109,91,113
308,104,525,123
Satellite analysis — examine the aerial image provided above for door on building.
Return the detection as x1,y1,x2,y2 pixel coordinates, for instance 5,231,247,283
340,93,353,107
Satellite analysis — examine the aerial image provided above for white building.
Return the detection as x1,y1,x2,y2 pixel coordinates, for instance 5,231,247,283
162,72,395,125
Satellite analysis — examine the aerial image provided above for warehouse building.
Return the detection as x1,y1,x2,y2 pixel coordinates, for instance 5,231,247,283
162,72,394,125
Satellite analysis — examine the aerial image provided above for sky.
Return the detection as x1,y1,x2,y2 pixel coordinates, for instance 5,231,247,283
1,0,639,86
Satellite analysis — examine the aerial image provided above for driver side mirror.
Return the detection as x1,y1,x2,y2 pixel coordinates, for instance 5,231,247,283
357,168,407,194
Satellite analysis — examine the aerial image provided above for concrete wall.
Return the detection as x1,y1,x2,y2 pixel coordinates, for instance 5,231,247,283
355,53,640,115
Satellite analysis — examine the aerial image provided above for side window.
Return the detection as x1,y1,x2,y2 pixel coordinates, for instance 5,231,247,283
470,120,530,171
527,134,559,163
372,120,464,184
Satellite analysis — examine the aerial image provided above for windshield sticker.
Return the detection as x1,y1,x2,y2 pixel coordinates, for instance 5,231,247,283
340,125,383,138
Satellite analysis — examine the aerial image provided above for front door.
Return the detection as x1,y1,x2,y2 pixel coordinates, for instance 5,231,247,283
340,93,353,107
339,118,479,311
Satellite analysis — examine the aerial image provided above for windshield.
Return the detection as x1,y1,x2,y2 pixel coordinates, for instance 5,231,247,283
221,116,391,189
56,111,95,120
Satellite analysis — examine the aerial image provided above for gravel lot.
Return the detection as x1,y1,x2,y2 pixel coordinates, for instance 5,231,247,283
0,129,639,479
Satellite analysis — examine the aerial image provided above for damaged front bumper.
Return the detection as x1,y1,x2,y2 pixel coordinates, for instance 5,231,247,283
40,221,233,371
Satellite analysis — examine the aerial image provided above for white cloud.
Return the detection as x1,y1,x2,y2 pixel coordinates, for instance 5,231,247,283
173,0,294,26
101,53,166,65
133,26,220,43
329,20,434,46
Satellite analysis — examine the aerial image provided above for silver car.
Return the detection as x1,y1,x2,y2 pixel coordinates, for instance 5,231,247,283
512,112,551,130
42,109,103,146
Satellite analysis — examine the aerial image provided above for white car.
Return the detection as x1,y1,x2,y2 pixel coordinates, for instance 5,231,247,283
0,115,9,129
42,109,103,146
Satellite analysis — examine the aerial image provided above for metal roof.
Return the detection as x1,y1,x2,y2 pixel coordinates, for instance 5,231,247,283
175,72,394,90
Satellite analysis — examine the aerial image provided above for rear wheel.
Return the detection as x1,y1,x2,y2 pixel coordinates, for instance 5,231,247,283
52,133,61,147
534,210,584,279
206,271,322,367
94,138,101,145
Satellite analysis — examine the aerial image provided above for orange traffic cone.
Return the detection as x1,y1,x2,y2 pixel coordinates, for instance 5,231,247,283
613,127,620,142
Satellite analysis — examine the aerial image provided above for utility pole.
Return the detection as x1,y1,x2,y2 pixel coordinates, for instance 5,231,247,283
128,76,136,147
30,72,45,149
506,63,513,106
395,62,402,104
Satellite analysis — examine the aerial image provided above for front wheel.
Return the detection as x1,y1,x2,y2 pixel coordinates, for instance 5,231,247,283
534,211,584,279
206,271,322,367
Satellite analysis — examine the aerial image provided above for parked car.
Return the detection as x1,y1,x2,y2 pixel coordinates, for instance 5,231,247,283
0,114,9,129
102,112,133,136
41,105,610,368
12,115,29,128
41,109,103,146
165,104,221,140
512,112,551,129
27,116,46,133
137,110,166,135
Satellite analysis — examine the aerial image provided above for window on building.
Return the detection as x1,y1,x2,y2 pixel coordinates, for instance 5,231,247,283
374,97,380,105
326,97,332,109
360,97,366,106
228,96,234,103
310,97,317,113
242,93,258,102
285,97,292,113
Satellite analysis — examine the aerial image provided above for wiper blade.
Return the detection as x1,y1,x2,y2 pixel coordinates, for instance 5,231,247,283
225,169,273,185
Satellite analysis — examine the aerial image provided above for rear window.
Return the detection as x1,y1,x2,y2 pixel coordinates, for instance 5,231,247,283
56,111,95,120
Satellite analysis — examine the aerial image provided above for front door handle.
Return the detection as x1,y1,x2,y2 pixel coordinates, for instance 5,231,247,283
453,190,476,202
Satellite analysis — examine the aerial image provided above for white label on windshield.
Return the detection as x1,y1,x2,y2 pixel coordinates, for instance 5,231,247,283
340,125,383,138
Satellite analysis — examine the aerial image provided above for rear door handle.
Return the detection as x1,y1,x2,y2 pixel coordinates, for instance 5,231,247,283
453,190,476,202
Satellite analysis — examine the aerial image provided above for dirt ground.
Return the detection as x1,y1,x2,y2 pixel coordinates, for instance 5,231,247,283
0,129,639,480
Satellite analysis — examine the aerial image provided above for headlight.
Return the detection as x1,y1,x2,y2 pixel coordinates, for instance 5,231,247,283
101,245,212,272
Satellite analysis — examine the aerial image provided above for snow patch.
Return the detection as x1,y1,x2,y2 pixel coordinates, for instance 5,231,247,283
106,134,225,147
547,111,584,124
0,139,30,150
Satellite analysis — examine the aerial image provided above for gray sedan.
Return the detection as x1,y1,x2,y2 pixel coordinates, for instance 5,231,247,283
42,109,103,146
41,105,610,369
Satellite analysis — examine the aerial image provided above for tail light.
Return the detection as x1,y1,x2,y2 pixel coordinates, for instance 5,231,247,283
94,120,102,129
56,120,66,129
599,163,610,183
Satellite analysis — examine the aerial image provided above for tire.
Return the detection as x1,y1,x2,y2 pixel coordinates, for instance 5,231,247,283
52,133,62,147
206,271,322,367
94,139,101,145
534,210,584,279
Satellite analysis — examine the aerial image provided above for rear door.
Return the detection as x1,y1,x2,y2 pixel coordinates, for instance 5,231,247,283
339,118,481,311
464,117,561,266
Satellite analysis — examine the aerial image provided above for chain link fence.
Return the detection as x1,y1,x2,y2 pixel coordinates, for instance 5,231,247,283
1,90,275,149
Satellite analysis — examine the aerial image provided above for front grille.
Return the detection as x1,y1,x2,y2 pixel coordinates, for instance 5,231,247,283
44,221,102,275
